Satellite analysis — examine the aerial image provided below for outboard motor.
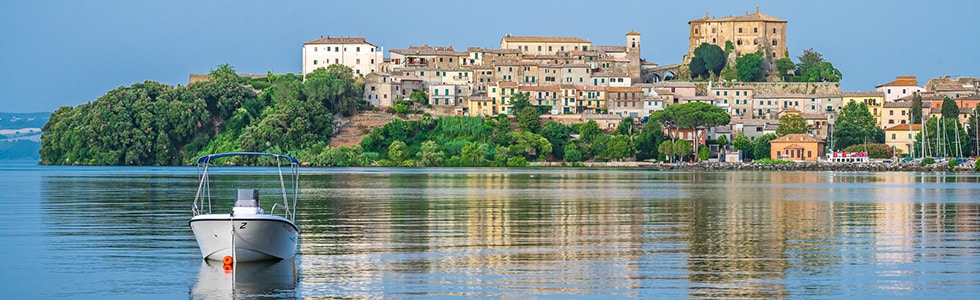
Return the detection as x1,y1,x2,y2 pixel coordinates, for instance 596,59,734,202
233,189,263,215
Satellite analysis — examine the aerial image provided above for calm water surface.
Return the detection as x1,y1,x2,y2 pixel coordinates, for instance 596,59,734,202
1,161,979,299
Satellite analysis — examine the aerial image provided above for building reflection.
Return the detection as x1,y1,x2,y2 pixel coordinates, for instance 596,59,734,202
291,170,980,297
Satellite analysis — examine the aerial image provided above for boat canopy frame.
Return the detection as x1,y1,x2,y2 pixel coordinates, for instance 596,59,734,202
192,152,300,222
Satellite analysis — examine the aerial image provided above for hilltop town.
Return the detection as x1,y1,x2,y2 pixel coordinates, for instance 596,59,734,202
36,8,980,167
297,8,979,161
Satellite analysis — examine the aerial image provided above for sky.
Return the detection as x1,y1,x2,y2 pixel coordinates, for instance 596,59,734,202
1,0,977,113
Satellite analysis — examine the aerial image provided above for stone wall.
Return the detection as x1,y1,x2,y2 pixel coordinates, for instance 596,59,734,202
695,82,842,96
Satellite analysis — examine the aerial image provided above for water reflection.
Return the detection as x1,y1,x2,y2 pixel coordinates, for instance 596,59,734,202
295,170,980,298
20,167,980,298
190,259,297,299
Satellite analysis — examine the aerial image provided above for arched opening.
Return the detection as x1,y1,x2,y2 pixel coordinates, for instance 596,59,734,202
663,71,676,81
649,74,662,83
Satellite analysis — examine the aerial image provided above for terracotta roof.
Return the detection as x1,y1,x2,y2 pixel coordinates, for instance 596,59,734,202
884,124,922,131
755,93,841,99
689,11,786,24
497,82,518,88
501,35,590,43
770,134,823,143
842,91,885,97
519,85,561,92
883,100,913,108
304,36,374,46
576,86,607,91
876,76,919,88
626,30,640,36
607,86,642,92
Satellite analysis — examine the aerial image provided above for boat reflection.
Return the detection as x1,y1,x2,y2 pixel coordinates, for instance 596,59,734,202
190,259,297,299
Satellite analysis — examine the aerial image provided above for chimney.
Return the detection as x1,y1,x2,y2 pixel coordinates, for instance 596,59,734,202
705,11,709,18
756,6,759,14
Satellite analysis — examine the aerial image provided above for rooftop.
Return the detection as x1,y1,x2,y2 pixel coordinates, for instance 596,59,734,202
689,8,786,24
876,75,919,88
770,134,823,143
501,35,591,43
304,36,374,46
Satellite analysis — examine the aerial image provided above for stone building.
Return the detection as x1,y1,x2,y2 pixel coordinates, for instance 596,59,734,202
687,7,787,61
500,35,592,55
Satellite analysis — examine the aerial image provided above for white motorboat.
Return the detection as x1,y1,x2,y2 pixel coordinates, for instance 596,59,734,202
189,152,300,263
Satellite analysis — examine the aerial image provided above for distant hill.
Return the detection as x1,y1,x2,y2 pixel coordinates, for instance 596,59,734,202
0,112,50,130
0,112,47,161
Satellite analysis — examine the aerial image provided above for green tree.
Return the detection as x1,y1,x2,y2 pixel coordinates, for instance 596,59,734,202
832,102,884,150
698,146,710,161
658,140,675,162
967,106,980,155
517,106,542,133
775,57,795,80
417,140,445,166
715,135,729,149
732,133,753,160
507,131,552,161
387,140,409,164
673,139,693,162
579,120,602,143
793,49,842,82
563,143,583,162
941,97,959,119
409,90,428,105
511,92,532,114
917,116,972,158
776,114,807,136
604,134,634,161
650,102,730,158
910,92,923,124
635,120,665,161
616,116,634,135
689,43,726,79
735,52,765,82
541,122,571,159
753,133,778,160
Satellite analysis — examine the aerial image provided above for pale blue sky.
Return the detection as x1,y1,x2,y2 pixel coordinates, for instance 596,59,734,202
1,0,976,113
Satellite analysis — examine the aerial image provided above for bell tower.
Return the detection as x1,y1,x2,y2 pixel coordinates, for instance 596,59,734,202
626,30,641,83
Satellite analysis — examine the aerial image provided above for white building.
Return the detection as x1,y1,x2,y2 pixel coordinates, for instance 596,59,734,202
876,76,925,102
302,36,383,76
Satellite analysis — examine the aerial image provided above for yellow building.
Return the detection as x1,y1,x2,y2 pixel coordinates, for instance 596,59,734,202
687,7,787,61
884,124,921,157
842,91,885,127
770,134,825,161
500,35,592,55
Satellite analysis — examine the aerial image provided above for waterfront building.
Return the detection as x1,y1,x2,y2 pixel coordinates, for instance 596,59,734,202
607,86,645,119
769,134,825,161
302,36,383,76
884,123,922,157
711,86,754,116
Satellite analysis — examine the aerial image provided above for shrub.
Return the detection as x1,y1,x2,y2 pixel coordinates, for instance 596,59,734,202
948,159,960,168
921,157,936,166
506,156,528,167
752,158,794,165
975,159,980,171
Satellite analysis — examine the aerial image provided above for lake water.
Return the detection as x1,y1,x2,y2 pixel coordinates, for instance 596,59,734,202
1,161,979,299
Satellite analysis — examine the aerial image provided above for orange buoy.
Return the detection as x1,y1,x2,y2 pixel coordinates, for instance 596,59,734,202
223,255,234,265
223,264,233,272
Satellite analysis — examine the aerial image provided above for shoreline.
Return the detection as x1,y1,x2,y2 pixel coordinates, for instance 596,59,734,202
533,161,978,172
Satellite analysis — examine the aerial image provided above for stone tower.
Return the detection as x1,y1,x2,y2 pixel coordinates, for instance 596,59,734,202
626,30,641,83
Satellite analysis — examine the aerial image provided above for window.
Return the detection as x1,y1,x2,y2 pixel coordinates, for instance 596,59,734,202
889,120,895,124
889,110,894,116
370,59,374,64
738,28,743,33
548,46,552,51
356,59,360,64
773,28,777,34
712,28,716,34
313,60,317,65
356,47,360,52
538,46,542,51
314,47,317,52
891,133,897,139
737,39,742,46
335,59,339,64
736,91,740,96
524,46,528,51
772,39,778,46
695,28,699,34
716,91,720,96
370,86,375,91
724,91,728,96
754,27,758,33
335,47,339,51
371,48,375,52
439,58,444,62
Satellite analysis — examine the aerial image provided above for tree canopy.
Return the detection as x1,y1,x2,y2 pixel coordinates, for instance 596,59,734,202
776,114,807,136
735,52,765,82
792,49,842,82
689,43,726,79
832,102,884,150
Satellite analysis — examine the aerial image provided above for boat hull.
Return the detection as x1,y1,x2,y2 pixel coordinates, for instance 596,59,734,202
190,214,298,262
